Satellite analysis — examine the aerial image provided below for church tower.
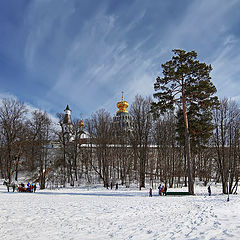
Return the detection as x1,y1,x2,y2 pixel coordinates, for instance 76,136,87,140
63,105,73,137
113,92,133,135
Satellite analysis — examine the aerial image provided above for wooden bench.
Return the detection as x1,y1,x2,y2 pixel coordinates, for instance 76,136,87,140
166,192,190,196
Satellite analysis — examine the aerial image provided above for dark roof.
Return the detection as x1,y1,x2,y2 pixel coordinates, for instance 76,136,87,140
65,105,71,111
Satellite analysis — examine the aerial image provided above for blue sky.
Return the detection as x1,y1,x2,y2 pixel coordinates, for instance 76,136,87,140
0,0,240,120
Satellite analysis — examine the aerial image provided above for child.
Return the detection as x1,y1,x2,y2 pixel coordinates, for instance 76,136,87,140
160,186,163,196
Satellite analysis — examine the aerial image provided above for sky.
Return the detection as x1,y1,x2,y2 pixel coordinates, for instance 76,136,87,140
0,0,240,120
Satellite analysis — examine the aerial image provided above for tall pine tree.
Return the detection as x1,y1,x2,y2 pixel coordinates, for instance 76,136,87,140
152,49,219,195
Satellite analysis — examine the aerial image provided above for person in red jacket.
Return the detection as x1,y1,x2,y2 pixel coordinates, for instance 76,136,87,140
160,186,163,196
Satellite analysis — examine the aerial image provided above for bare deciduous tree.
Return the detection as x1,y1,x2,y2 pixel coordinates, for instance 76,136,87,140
213,99,240,194
86,109,113,187
130,95,152,189
0,98,27,182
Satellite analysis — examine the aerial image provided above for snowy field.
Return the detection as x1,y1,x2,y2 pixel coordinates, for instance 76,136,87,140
0,183,239,240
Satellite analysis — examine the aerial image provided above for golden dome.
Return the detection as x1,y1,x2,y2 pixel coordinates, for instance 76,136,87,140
117,92,129,114
79,119,84,127
79,113,84,128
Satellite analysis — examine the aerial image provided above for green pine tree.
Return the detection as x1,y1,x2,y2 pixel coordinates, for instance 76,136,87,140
176,104,215,153
152,49,219,195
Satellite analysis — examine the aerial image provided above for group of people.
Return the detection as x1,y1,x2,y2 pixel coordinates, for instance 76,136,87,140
26,182,37,192
149,184,167,197
106,182,118,190
149,184,212,197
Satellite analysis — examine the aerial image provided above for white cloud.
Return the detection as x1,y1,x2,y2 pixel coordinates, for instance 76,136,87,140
0,92,58,125
0,92,18,100
210,36,240,100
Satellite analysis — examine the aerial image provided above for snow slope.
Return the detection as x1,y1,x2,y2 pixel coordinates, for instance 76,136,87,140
0,184,239,240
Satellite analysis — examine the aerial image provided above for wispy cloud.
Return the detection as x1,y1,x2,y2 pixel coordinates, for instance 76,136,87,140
28,2,153,116
149,0,240,102
1,0,240,119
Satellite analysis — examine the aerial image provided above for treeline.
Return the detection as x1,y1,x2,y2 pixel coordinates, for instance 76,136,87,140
0,96,239,194
0,49,239,194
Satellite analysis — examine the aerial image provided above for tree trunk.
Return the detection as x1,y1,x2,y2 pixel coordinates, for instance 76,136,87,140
15,157,19,181
182,85,194,195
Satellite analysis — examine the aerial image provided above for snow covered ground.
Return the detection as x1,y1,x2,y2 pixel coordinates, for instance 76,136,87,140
0,183,239,240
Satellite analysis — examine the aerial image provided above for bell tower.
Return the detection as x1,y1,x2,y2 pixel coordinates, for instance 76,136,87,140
113,92,133,136
63,105,73,138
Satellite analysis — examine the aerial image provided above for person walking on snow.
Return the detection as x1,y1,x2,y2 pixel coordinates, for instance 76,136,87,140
33,183,37,193
158,184,161,196
163,185,167,196
208,185,211,196
160,186,163,196
149,188,152,197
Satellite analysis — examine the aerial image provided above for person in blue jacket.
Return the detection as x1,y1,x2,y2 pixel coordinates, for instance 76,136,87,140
158,184,161,196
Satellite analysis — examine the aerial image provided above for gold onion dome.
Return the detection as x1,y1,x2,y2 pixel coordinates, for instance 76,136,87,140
79,119,84,128
79,113,84,128
117,92,129,114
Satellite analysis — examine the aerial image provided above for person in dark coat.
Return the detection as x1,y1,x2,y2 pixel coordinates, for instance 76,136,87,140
208,186,211,196
164,185,167,196
33,183,37,193
149,188,152,197
158,184,161,196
